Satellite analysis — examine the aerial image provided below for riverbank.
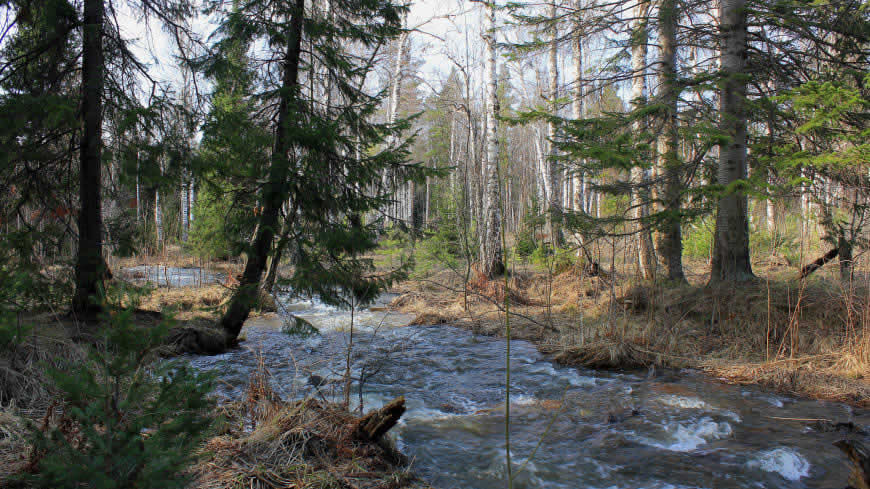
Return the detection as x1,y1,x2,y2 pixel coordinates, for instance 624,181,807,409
387,265,869,408
1,367,427,489
0,269,426,488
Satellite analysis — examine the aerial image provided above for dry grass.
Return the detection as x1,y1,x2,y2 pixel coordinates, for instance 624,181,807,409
138,286,230,319
192,362,430,489
0,315,88,410
388,261,870,407
0,405,28,485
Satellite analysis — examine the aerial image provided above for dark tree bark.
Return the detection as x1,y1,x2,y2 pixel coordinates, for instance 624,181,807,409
798,233,854,281
839,234,853,282
711,0,754,283
353,396,406,441
262,228,291,294
834,439,869,489
72,0,109,315
218,0,304,344
655,0,686,283
799,247,839,279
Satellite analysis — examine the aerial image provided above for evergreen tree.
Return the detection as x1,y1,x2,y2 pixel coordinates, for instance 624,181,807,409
28,306,213,489
204,0,428,344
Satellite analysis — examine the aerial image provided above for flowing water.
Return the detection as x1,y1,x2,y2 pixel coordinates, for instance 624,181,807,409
183,289,868,489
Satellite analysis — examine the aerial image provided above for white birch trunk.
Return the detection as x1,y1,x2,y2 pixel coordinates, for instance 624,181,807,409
385,26,409,226
479,0,503,277
180,174,189,242
189,177,195,224
571,1,585,215
154,188,162,246
546,0,562,244
630,0,656,279
135,151,141,222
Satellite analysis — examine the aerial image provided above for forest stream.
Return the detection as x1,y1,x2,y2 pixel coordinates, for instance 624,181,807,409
167,273,869,489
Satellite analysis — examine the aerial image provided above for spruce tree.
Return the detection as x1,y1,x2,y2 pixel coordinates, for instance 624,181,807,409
204,0,428,344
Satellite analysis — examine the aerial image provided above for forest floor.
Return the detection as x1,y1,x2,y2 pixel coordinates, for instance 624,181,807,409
1,359,428,489
385,257,870,408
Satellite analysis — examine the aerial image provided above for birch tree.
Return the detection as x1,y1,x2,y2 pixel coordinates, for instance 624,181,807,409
570,0,585,216
478,0,504,277
545,0,563,245
629,0,655,280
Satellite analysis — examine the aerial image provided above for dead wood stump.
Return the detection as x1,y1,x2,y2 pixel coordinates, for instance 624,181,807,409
836,439,870,489
353,396,406,442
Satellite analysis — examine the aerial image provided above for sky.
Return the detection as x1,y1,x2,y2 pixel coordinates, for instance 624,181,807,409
118,0,485,100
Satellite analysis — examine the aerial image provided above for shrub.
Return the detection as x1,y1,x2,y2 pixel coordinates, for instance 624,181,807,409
414,226,461,275
187,184,253,260
0,312,30,352
514,226,537,259
27,308,214,489
683,216,715,260
531,244,576,274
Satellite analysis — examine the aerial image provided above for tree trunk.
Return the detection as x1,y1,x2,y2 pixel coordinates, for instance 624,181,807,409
180,174,189,242
546,0,563,246
630,0,656,280
72,0,108,315
799,247,838,280
135,151,141,222
571,5,586,246
154,187,162,246
424,173,430,228
189,177,195,224
711,0,754,282
478,0,504,278
263,230,288,294
407,180,415,231
353,396,406,442
766,169,775,233
219,0,305,344
383,28,409,228
839,233,853,282
655,0,685,282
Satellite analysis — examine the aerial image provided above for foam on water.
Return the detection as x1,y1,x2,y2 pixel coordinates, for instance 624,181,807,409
747,447,810,481
659,395,709,409
510,394,538,406
640,417,733,452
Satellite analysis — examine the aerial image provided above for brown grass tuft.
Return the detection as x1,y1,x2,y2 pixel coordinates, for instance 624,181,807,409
409,312,454,326
0,406,29,485
546,338,661,370
467,269,533,306
193,367,429,489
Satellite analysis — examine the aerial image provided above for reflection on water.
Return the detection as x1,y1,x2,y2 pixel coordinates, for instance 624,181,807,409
185,292,868,489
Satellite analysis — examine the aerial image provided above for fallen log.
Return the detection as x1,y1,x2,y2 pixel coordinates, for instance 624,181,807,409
799,247,839,279
353,396,405,442
835,439,870,489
